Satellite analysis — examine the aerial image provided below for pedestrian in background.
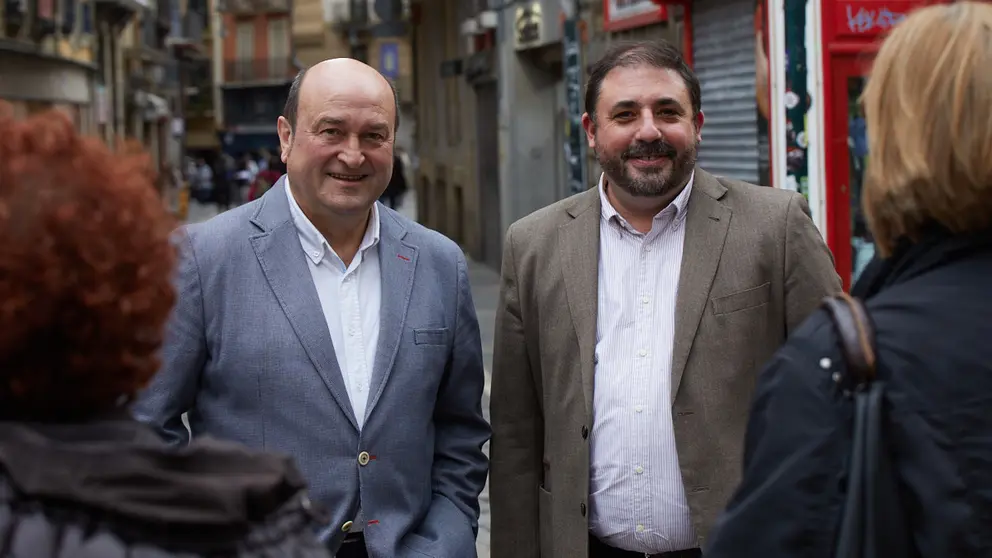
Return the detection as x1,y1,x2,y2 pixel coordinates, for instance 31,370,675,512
490,39,840,558
0,104,329,558
133,58,490,558
706,4,992,556
380,148,409,209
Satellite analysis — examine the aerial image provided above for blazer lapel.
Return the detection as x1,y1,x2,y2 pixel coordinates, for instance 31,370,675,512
364,209,417,421
558,188,601,420
249,180,359,430
670,170,732,403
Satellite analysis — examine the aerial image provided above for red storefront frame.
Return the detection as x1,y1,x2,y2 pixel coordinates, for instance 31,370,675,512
641,0,694,65
604,0,669,32
821,0,951,290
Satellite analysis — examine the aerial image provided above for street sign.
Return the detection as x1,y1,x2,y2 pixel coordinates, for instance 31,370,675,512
563,18,587,195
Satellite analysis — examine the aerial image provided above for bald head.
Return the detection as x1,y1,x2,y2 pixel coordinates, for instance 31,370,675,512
283,58,400,133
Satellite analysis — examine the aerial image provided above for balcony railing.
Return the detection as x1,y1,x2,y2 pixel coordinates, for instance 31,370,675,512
224,57,295,83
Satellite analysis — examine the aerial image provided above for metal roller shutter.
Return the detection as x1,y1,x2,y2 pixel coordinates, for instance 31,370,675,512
691,0,759,184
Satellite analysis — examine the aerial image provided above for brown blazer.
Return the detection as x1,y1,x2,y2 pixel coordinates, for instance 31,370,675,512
490,169,842,558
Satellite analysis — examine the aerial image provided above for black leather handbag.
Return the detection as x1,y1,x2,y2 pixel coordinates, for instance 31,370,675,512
823,293,913,558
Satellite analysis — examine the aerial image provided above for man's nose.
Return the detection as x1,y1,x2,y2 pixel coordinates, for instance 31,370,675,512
338,136,365,168
634,114,663,142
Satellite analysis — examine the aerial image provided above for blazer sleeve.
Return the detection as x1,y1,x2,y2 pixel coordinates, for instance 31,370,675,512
131,228,207,446
490,223,543,558
784,193,842,334
420,249,491,549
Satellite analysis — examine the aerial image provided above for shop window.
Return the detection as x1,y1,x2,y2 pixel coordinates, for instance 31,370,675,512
846,75,873,283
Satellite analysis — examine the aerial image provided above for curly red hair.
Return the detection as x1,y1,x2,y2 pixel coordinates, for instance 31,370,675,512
0,103,177,422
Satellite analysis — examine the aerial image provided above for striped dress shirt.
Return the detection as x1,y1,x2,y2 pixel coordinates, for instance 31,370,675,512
588,172,698,553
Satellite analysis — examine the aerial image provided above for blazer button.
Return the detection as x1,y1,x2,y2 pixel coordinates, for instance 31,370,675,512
581,426,589,439
358,451,370,466
341,520,353,532
580,503,587,517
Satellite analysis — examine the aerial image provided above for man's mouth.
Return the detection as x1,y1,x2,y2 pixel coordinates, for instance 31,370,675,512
328,172,368,182
626,154,670,168
628,154,666,161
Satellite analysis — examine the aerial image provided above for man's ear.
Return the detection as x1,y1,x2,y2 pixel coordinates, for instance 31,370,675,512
693,110,705,143
277,116,293,162
582,112,596,150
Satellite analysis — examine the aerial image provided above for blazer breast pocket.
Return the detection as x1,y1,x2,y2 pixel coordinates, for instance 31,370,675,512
413,327,449,346
711,282,771,315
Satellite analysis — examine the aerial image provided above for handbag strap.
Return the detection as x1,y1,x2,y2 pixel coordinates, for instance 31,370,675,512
822,292,876,385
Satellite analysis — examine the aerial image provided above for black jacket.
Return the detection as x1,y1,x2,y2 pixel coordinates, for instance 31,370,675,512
706,227,992,557
0,416,331,557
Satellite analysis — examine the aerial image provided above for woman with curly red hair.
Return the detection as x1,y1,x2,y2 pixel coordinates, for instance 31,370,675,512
0,104,331,557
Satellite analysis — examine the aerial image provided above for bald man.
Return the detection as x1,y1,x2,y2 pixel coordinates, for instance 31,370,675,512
134,59,491,558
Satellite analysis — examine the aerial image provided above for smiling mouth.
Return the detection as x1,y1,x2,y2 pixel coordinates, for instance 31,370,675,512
627,154,668,161
328,172,368,182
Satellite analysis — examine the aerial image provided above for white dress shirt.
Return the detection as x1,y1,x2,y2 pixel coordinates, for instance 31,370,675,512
285,181,381,427
589,172,698,553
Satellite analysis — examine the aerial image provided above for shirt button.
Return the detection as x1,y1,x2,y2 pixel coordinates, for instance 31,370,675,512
635,466,644,474
635,405,643,413
358,451,370,466
638,349,647,357
641,296,650,304
312,251,320,258
636,524,645,533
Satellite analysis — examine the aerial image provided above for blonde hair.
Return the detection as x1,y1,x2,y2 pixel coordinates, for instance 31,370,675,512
861,2,992,257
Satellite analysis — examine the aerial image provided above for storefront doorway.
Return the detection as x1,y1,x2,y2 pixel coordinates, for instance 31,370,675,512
826,55,872,287
822,0,953,290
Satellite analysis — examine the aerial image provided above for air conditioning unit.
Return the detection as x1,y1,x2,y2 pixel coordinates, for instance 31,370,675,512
326,0,349,22
367,0,410,24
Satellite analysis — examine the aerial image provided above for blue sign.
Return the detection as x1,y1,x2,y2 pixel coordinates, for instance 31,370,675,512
379,42,400,81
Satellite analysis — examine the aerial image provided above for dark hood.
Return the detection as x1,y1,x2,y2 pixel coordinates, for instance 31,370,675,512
0,417,308,529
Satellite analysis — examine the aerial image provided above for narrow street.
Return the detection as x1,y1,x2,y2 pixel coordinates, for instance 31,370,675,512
184,193,496,557
467,256,497,558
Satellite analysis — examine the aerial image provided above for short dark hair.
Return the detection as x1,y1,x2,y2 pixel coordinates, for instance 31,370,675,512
584,40,701,120
283,66,401,132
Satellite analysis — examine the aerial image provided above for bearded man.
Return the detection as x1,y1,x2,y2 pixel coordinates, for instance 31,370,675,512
489,40,840,558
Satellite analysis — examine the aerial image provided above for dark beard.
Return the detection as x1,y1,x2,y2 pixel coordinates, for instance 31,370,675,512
596,138,698,197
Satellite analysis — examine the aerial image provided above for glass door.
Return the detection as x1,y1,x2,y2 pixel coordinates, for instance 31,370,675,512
827,55,874,290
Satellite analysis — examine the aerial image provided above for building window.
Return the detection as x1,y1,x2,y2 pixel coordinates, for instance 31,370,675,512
236,20,253,59
60,0,76,35
267,17,288,77
81,0,92,33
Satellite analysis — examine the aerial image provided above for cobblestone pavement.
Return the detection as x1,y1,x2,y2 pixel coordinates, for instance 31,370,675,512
184,191,495,557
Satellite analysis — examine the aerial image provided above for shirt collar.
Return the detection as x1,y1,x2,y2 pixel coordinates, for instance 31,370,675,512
284,179,381,265
598,170,695,230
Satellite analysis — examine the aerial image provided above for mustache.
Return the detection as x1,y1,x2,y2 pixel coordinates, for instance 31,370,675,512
623,141,677,160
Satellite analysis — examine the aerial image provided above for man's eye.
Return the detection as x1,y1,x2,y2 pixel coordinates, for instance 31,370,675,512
367,133,385,141
322,129,341,136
